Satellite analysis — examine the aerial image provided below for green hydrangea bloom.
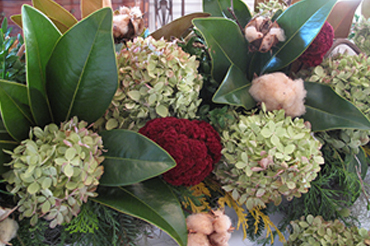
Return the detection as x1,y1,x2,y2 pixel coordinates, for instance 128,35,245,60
95,36,203,131
3,117,104,228
214,107,324,210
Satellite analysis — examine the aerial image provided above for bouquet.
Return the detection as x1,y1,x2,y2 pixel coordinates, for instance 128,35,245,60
0,0,370,245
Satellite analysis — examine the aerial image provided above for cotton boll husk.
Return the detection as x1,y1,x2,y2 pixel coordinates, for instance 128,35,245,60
186,213,214,235
0,217,19,245
249,72,307,117
212,210,232,233
208,231,231,246
188,233,211,246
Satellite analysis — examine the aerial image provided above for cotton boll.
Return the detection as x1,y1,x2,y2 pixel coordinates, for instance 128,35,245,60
245,26,263,43
0,218,19,246
208,231,231,246
119,6,131,15
269,27,286,42
186,213,214,235
249,72,307,117
212,210,232,233
113,14,131,38
188,233,211,246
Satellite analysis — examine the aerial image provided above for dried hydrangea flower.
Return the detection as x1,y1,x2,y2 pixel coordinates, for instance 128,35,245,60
299,53,370,154
3,117,104,228
214,107,324,210
285,215,370,245
95,36,203,131
352,17,370,56
249,72,307,117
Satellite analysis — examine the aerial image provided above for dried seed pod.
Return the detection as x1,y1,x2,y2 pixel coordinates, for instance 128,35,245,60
244,17,285,53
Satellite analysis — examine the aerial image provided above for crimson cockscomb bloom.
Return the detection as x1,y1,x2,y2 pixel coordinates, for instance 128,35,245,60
298,21,334,67
139,117,222,186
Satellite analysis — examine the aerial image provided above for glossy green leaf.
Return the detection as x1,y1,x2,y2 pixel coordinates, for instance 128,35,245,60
46,8,118,124
0,80,33,142
212,65,255,109
22,5,61,127
99,130,176,186
203,0,251,27
150,13,211,41
303,82,370,132
93,178,187,246
32,0,78,33
0,120,18,175
260,0,337,74
193,17,249,83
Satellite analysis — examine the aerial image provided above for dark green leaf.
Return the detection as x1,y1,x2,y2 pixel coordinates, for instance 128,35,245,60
303,82,370,132
203,0,251,27
93,178,187,246
0,80,33,142
212,65,255,109
150,13,210,41
46,8,118,124
99,130,176,186
192,17,249,83
0,119,17,175
261,0,337,74
22,5,61,126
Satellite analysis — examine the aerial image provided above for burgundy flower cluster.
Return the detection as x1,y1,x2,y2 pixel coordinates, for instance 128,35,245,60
298,21,334,67
139,117,222,186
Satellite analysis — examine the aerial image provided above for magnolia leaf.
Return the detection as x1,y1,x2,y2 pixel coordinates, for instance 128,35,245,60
212,65,255,109
32,0,78,33
362,0,370,19
46,8,117,124
327,0,362,38
203,0,251,27
192,18,249,83
150,13,211,40
303,82,370,132
261,0,337,74
22,5,61,127
0,120,18,175
0,80,34,142
93,178,188,246
81,0,112,19
10,15,22,29
99,130,176,186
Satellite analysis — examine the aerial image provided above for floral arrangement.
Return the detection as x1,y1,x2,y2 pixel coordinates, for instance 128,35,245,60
0,0,370,245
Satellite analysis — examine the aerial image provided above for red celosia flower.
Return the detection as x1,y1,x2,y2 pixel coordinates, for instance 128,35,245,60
298,21,334,67
139,117,222,186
